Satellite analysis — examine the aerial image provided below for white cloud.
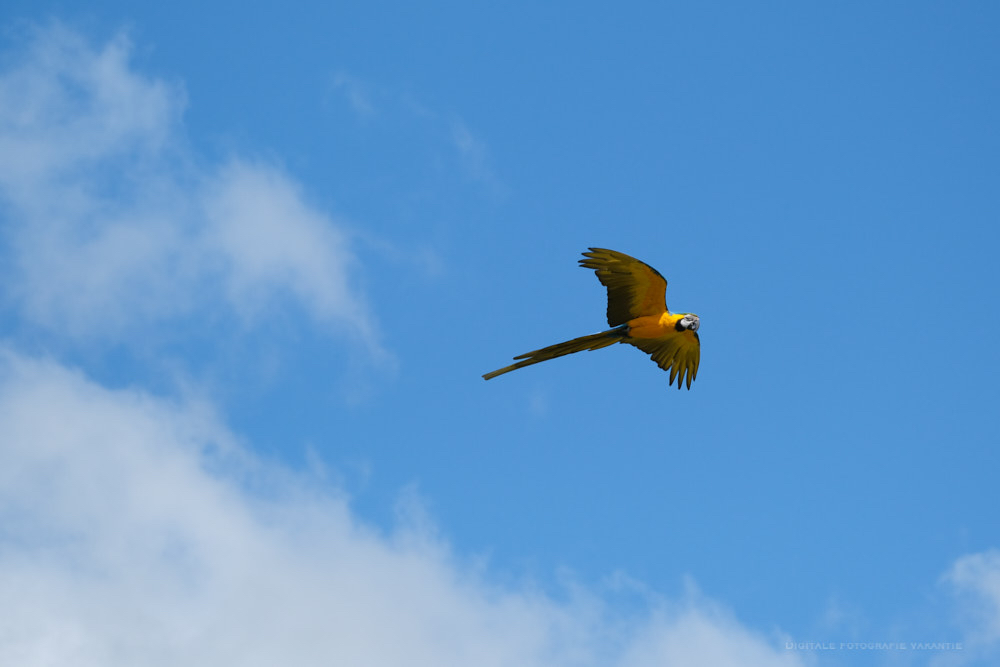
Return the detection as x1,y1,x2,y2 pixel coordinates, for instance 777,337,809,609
0,24,379,351
203,160,379,345
0,25,177,196
946,550,1000,648
620,602,804,667
0,348,802,667
0,23,801,666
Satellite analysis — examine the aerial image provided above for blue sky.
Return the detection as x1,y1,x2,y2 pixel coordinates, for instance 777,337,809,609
0,3,998,665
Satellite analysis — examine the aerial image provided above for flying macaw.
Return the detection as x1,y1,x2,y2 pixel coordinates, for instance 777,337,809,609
483,248,701,389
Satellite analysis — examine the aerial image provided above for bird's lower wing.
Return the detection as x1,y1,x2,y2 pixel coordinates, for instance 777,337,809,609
628,330,701,389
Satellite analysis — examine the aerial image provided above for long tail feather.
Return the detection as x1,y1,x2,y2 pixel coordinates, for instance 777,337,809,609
482,327,626,380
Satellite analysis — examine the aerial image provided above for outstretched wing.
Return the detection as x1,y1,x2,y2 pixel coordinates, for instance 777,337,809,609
579,248,669,327
629,329,701,390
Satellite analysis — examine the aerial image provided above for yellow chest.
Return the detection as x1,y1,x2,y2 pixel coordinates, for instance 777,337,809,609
627,312,682,339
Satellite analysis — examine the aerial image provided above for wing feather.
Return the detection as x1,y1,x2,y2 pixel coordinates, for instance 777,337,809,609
629,330,701,390
579,248,669,327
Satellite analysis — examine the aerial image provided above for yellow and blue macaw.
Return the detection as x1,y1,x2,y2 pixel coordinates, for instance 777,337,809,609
483,248,701,389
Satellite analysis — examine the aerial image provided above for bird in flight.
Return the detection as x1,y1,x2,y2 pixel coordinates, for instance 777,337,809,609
483,248,701,389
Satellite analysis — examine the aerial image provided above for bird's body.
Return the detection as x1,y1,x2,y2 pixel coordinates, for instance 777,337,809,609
627,311,692,340
483,248,701,389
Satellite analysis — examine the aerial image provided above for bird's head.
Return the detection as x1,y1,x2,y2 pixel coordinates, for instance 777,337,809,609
677,313,700,332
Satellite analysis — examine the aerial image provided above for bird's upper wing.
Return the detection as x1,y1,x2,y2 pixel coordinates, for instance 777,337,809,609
629,329,701,390
579,248,669,327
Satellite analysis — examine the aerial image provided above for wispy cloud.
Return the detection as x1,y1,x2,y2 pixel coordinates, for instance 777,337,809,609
451,118,504,194
0,24,381,354
328,69,503,195
946,549,1000,658
331,71,376,117
0,349,803,667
